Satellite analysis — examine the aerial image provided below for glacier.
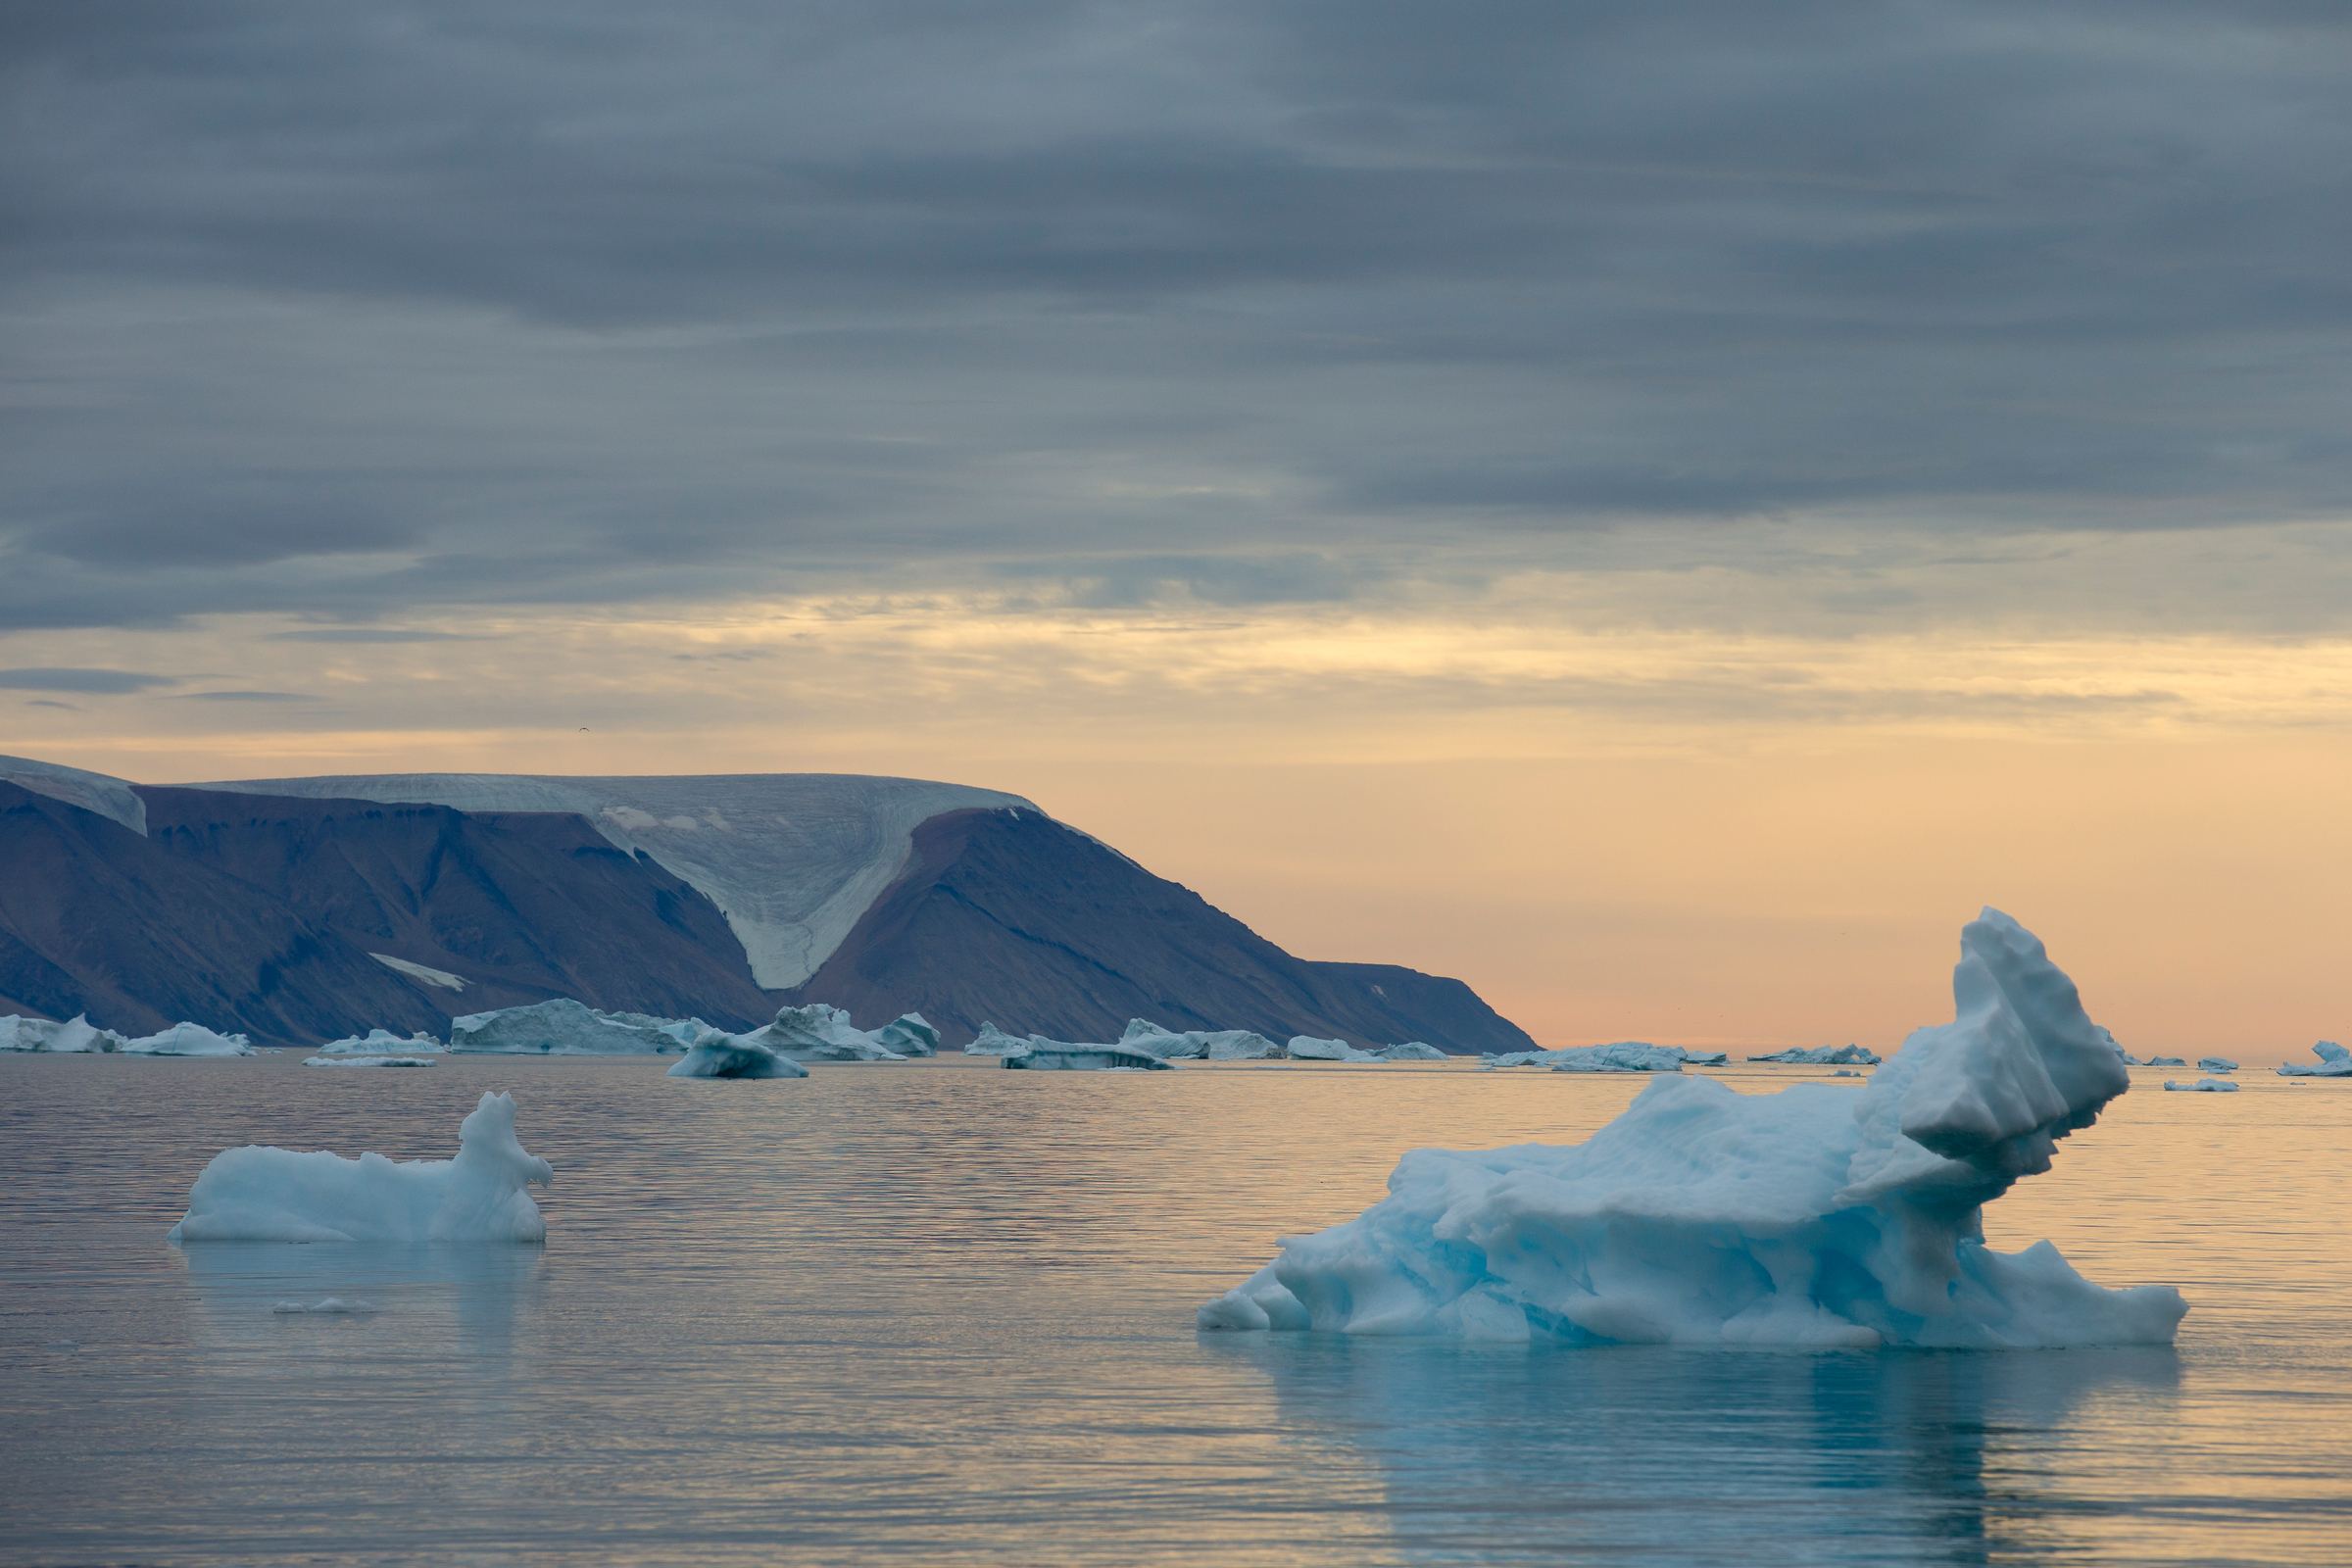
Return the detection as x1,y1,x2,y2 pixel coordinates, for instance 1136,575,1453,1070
1197,908,2186,1348
0,1014,125,1053
123,1022,256,1056
168,1091,553,1243
2277,1042,2352,1077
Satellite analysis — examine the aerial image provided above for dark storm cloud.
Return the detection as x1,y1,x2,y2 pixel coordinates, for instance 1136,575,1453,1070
2,1,2346,629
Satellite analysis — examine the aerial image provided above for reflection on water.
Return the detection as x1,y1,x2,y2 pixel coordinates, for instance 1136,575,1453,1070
2,1054,2347,1566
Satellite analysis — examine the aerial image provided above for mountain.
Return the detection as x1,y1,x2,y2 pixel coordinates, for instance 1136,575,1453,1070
0,755,1539,1052
785,806,1538,1052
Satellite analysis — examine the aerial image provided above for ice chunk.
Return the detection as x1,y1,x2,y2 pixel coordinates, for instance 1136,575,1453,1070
2164,1078,2239,1093
0,1013,125,1053
1376,1042,1449,1061
123,1022,255,1056
1198,907,2183,1349
1004,1035,1173,1070
2276,1041,2352,1077
732,1003,906,1060
665,1034,809,1079
1548,1042,1689,1074
168,1091,553,1243
303,1055,437,1067
1746,1045,1883,1065
2195,1056,2238,1072
316,1029,447,1055
449,999,677,1054
963,1022,1031,1056
865,1012,941,1057
1288,1036,1377,1062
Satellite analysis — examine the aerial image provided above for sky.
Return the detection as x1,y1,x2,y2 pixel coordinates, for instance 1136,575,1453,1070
4,1,2349,1054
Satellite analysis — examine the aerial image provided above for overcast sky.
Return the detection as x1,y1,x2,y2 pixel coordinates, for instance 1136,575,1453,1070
6,3,2350,1050
5,0,2347,634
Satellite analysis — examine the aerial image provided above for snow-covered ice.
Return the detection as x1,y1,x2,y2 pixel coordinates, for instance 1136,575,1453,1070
317,1029,447,1054
0,1014,125,1053
449,999,682,1054
169,1091,553,1243
2165,1078,2240,1093
1747,1045,1883,1065
2277,1042,2352,1077
2196,1056,2238,1072
1197,908,2184,1348
665,1034,809,1079
123,1023,256,1056
303,1055,437,1068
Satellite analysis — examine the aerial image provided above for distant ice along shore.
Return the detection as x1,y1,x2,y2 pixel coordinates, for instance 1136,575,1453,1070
1197,908,2189,1349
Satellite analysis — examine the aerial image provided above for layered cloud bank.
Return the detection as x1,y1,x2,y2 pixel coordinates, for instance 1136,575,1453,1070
1200,909,2185,1348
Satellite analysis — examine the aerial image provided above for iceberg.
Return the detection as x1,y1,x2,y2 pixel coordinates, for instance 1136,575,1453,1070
2276,1041,2352,1077
665,1033,809,1079
1484,1043,1713,1071
2195,1056,2238,1073
1747,1045,1883,1065
449,999,679,1054
0,1013,125,1053
316,1029,447,1055
2164,1077,2239,1093
1120,1019,1284,1060
1198,908,2184,1348
2144,1055,2186,1067
123,1022,256,1056
168,1091,553,1243
303,1054,437,1068
1289,1036,1377,1062
1377,1042,1449,1061
1003,1035,1173,1070
865,1013,942,1057
731,1003,907,1061
962,1022,1030,1056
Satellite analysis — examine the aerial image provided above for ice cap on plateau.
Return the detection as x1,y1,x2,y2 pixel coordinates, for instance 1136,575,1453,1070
168,1091,553,1243
2277,1042,2352,1077
0,753,148,835
1198,907,2185,1348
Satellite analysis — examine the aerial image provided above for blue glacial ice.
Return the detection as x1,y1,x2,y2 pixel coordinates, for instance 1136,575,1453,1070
0,1014,126,1053
2277,1042,2352,1077
1198,907,2186,1348
2164,1078,2239,1093
168,1091,553,1243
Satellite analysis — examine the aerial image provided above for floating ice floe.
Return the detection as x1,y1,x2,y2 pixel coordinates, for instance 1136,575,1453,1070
1198,907,2185,1348
2165,1078,2240,1093
303,1055,437,1068
1746,1045,1883,1066
0,1013,126,1053
2195,1056,2238,1073
2276,1042,2352,1077
1003,1036,1173,1070
123,1023,255,1056
1120,1020,1284,1060
169,1091,552,1243
665,1034,809,1079
316,1029,447,1055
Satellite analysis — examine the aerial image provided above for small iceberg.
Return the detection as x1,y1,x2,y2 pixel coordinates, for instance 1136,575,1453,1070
2196,1056,2238,1073
963,1022,1030,1056
1746,1044,1882,1065
303,1054,437,1068
665,1034,809,1079
2143,1055,2186,1067
1003,1035,1173,1070
1377,1041,1449,1061
1484,1043,1718,1071
0,1013,126,1053
1198,908,2185,1348
450,999,679,1054
316,1029,447,1055
730,1004,909,1061
1288,1036,1377,1062
169,1091,553,1243
123,1022,255,1056
2164,1077,2240,1093
2276,1042,2352,1077
1120,1020,1283,1060
864,1013,942,1056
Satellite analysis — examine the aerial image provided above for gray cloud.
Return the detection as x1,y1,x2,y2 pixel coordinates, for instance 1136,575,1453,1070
24,699,79,710
160,690,318,702
0,667,177,693
2,1,2346,632
267,628,471,643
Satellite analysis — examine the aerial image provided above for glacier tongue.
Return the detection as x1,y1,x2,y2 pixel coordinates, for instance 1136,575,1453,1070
1198,906,2184,1348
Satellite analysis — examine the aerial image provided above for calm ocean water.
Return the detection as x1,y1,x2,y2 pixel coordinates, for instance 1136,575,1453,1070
2,1054,2346,1566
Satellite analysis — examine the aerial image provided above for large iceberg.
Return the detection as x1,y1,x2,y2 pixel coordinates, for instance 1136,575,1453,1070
2164,1077,2239,1093
1198,908,2185,1348
1289,1036,1377,1062
1378,1042,1450,1061
1121,1020,1283,1060
1485,1043,1721,1071
0,1014,125,1053
316,1029,447,1055
731,1003,907,1061
665,1034,809,1079
123,1022,256,1056
1748,1045,1883,1065
2277,1042,2352,1077
865,1013,942,1057
449,999,681,1054
303,1054,436,1068
168,1091,553,1243
2196,1056,2238,1073
1002,1035,1173,1070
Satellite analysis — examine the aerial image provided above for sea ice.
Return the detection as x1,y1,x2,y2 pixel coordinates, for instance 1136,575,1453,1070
1003,1036,1174,1070
2164,1078,2240,1093
123,1022,256,1056
1747,1045,1883,1065
1289,1036,1378,1062
0,1013,125,1053
449,999,679,1054
1198,907,2184,1348
2195,1056,2238,1072
316,1029,448,1054
303,1054,437,1067
665,1034,809,1079
2276,1042,2352,1077
168,1091,553,1243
